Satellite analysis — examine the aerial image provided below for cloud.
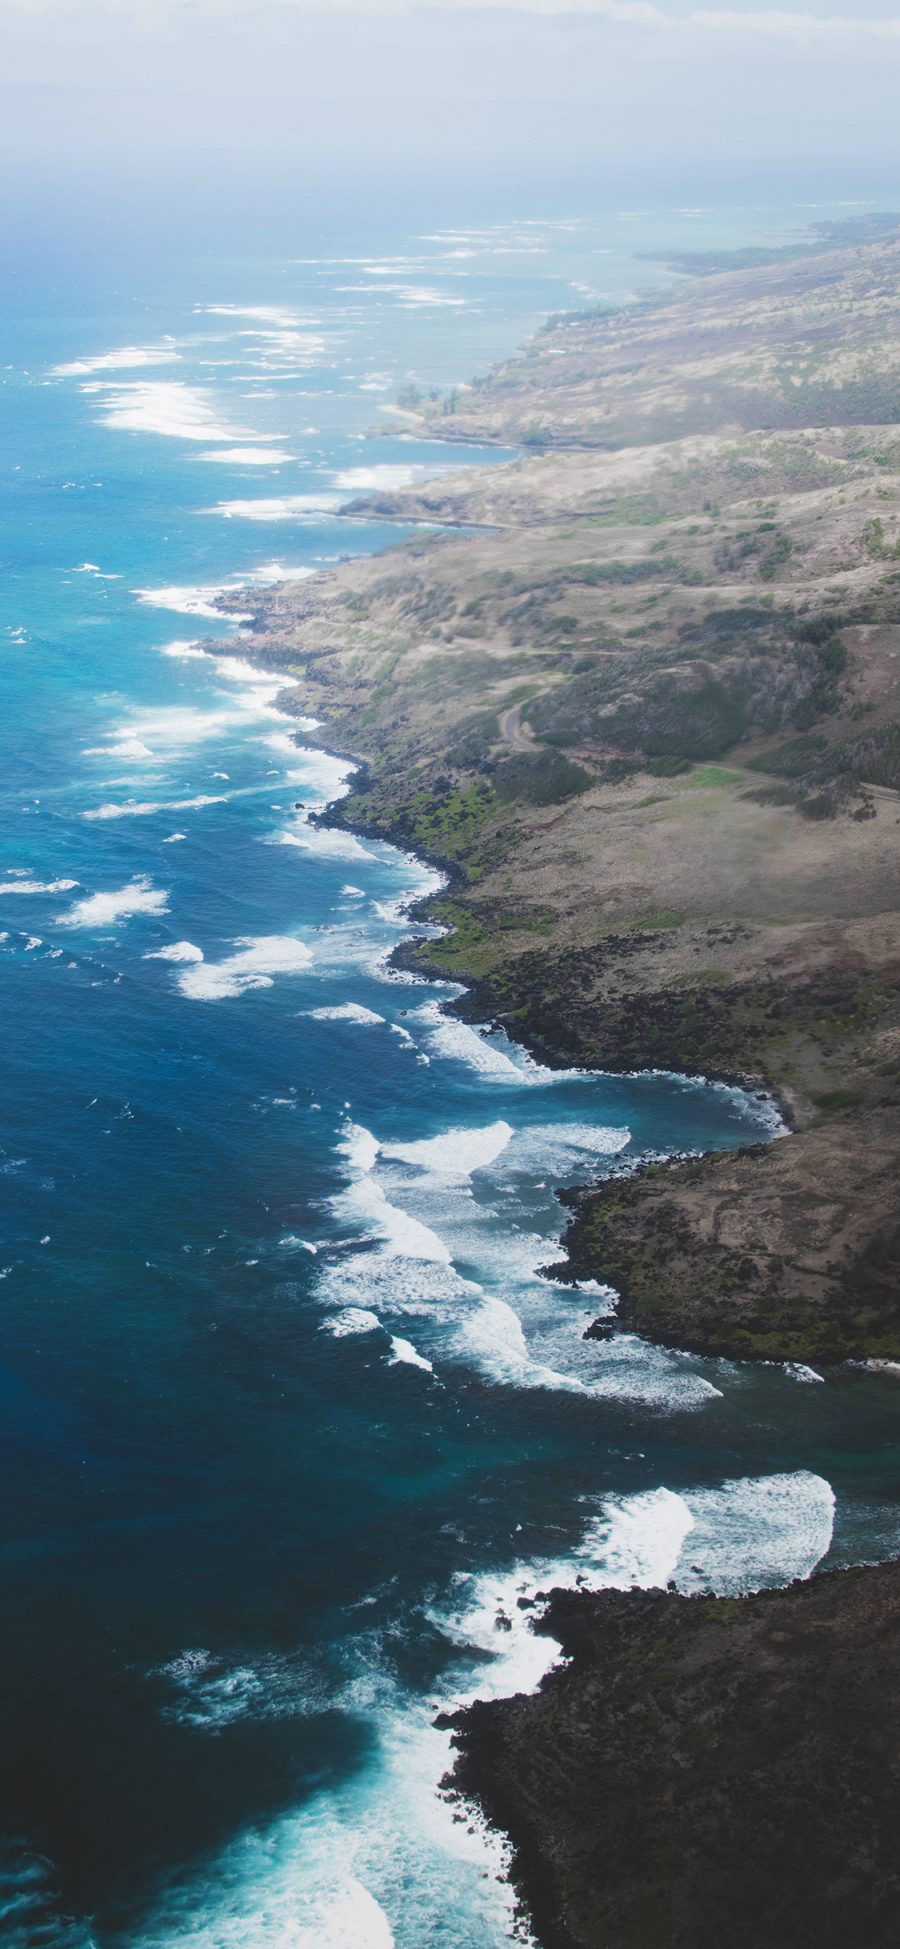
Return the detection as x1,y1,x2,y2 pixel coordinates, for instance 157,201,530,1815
3,0,898,191
6,0,900,40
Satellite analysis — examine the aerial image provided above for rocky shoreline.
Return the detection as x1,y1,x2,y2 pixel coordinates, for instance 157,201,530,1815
442,1563,900,1949
215,219,900,1947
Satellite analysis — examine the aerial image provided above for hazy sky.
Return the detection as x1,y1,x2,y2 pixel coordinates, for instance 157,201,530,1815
1,1,898,211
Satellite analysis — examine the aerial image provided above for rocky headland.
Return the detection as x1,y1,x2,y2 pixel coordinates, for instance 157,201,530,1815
214,216,900,1945
442,1563,900,1949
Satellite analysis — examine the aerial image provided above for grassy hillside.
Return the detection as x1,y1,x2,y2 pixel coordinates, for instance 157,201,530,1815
217,225,900,1362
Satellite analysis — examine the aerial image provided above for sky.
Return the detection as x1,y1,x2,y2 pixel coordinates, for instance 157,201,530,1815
1,1,898,221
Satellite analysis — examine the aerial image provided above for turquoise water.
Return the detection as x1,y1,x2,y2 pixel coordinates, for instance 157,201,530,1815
2,199,899,1947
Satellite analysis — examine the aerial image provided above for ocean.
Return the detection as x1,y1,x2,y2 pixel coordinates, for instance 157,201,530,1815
2,193,900,1947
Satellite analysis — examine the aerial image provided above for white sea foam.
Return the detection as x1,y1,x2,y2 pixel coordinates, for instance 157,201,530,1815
61,877,169,928
409,1003,591,1088
136,583,251,621
157,640,206,662
82,734,156,760
127,1672,515,1948
388,1336,434,1374
210,494,342,520
492,1121,631,1179
51,344,179,377
282,752,355,802
371,894,425,928
410,1002,541,1083
211,654,289,690
332,1121,451,1264
94,379,264,443
83,794,226,821
326,1109,720,1411
290,1879,395,1948
442,1486,695,1702
238,326,327,359
140,570,311,626
199,447,296,465
334,464,433,493
276,823,374,862
588,1486,696,1591
244,561,318,587
461,1295,587,1395
338,1122,381,1177
334,1173,452,1265
382,1121,513,1182
305,1004,386,1025
396,285,467,308
0,878,77,895
105,705,245,750
568,1333,724,1411
323,1308,382,1338
197,304,317,326
157,1651,267,1730
264,730,306,757
337,283,467,308
143,942,204,964
442,1468,834,1707
176,935,313,1001
675,1471,835,1592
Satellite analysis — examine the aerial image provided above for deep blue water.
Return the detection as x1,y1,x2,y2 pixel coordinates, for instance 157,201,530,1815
2,197,900,1948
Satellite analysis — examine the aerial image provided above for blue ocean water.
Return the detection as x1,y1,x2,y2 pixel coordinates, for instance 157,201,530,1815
2,198,900,1947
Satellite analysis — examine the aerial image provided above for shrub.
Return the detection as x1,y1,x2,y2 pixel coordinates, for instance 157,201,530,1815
494,749,594,806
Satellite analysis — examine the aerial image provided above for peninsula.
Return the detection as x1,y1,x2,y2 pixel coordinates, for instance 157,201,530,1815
215,216,900,1948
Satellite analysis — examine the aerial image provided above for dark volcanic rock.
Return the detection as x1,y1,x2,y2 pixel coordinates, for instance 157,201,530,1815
446,1564,900,1949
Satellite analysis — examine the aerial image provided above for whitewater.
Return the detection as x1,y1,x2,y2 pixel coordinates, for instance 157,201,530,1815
2,201,899,1949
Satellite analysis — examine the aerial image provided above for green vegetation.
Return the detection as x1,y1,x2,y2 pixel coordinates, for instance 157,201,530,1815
750,716,900,814
522,609,850,775
246,223,900,1384
862,515,900,561
714,525,793,579
645,756,691,778
557,556,698,587
405,783,499,861
684,765,744,789
493,749,594,807
634,909,685,931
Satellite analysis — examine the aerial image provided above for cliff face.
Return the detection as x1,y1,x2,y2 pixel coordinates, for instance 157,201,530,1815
445,1564,900,1949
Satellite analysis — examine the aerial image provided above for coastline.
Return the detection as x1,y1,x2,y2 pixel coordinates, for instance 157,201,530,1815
209,218,900,1947
441,1562,900,1949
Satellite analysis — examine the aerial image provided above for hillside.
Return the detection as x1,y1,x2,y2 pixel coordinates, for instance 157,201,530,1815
216,222,900,1363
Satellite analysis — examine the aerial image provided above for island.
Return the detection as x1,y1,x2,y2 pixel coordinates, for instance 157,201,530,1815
214,213,900,1947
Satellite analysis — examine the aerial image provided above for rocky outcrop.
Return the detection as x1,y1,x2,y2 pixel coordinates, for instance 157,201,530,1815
445,1564,900,1949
